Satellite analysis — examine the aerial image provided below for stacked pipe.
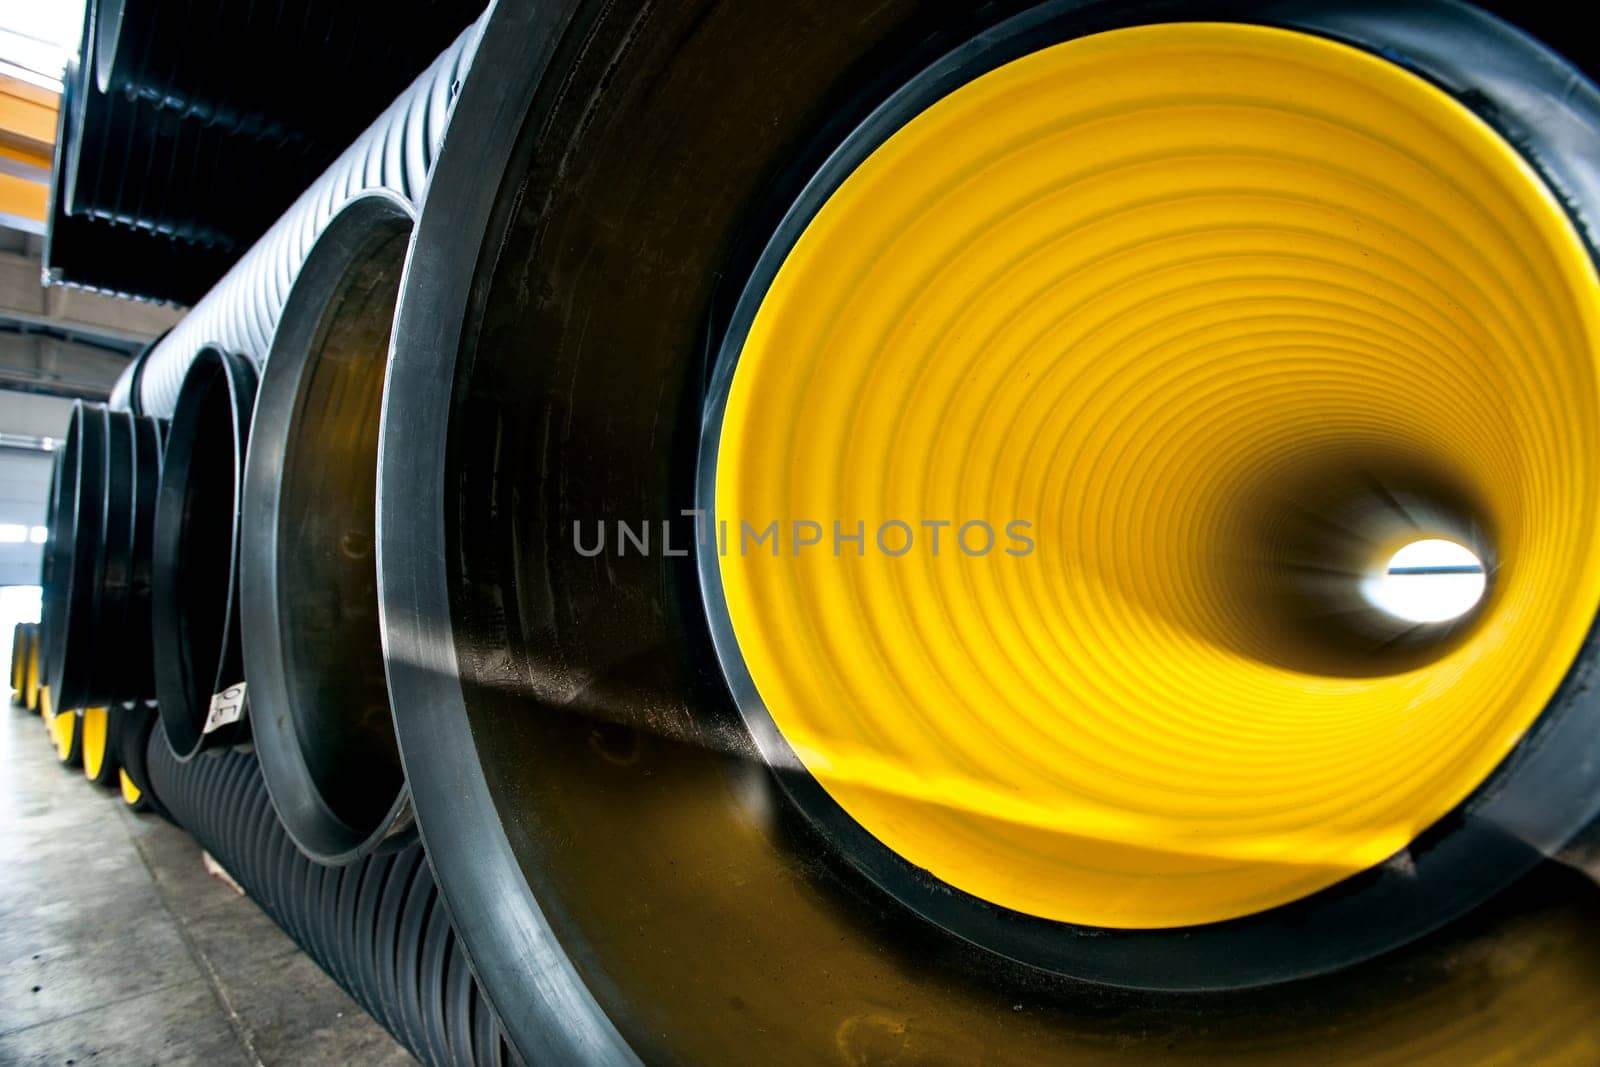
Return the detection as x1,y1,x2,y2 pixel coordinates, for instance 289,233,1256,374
27,364,173,803
9,623,38,709
40,403,165,712
64,83,310,252
32,12,520,1066
236,192,416,863
43,180,233,306
46,0,485,303
42,51,232,306
27,407,502,1058
92,0,483,150
32,1,1600,1065
368,1,1600,1062
127,21,480,413
150,346,256,758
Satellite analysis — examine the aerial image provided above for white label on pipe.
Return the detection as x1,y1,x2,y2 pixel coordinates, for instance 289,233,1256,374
204,683,247,734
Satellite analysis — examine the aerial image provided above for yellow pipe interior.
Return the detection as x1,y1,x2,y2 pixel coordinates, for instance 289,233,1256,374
24,635,39,711
82,706,109,780
50,702,76,764
714,23,1600,927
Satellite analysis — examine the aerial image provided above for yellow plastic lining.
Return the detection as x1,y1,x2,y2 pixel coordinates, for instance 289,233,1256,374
714,23,1600,927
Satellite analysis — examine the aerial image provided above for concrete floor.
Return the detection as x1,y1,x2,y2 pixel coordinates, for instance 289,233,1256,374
0,701,414,1066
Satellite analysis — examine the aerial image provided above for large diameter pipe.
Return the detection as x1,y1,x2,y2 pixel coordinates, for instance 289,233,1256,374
376,0,1600,1062
41,404,104,713
241,192,417,865
39,404,167,711
152,346,258,758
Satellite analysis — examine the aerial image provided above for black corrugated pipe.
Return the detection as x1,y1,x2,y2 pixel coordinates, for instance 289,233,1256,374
116,703,164,816
128,18,482,413
374,1,1600,1062
39,403,167,711
97,411,165,702
45,44,237,305
40,405,96,710
44,172,235,306
47,1,484,303
239,192,416,865
152,347,257,757
144,735,520,1066
57,2,298,256
64,74,322,253
106,330,169,416
92,0,484,148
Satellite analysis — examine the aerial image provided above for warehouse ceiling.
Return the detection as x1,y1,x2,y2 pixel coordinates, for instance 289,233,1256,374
0,226,178,400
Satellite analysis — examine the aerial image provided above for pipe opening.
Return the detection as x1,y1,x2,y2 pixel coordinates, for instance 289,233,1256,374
709,23,1600,928
1211,450,1497,677
153,346,257,757
243,194,414,862
179,372,238,686
39,411,81,703
1368,539,1486,624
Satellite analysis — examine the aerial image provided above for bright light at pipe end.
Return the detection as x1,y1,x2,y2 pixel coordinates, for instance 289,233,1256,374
1367,538,1488,624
